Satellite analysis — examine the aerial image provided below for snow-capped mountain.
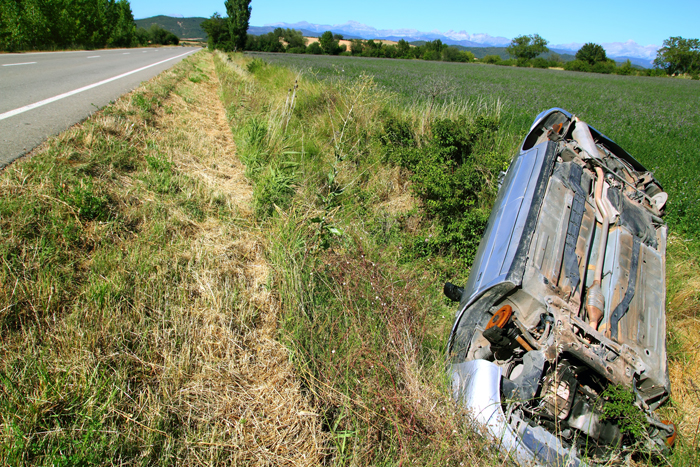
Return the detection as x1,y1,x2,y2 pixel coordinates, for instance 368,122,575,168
263,20,511,47
261,20,659,62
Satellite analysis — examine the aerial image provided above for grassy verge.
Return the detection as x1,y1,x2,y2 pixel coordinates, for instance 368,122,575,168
218,52,700,465
0,51,323,465
214,52,510,465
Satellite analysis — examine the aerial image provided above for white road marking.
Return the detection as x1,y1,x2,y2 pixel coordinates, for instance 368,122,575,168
0,49,197,121
3,62,37,67
87,56,100,59
123,53,130,55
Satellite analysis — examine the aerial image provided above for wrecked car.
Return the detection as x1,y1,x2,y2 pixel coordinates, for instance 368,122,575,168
445,108,675,465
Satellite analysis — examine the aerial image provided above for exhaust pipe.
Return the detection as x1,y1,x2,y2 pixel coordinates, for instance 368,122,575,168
586,167,610,331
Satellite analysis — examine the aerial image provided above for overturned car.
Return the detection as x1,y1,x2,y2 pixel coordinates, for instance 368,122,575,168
446,108,674,465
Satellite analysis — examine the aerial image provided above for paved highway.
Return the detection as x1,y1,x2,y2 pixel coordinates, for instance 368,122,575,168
0,46,200,167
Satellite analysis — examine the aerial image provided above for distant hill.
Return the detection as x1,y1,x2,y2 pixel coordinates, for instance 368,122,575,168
135,15,207,39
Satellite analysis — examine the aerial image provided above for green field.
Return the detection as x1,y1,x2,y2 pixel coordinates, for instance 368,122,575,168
248,52,700,242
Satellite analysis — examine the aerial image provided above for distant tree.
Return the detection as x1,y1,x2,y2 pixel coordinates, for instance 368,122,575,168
363,39,384,57
281,28,306,49
147,25,178,45
350,38,364,55
421,39,446,60
225,0,251,51
481,54,502,64
506,34,549,60
616,59,634,75
397,39,411,58
319,31,341,55
201,13,230,50
134,27,150,46
306,41,322,54
653,36,700,75
576,43,607,65
548,51,563,64
441,46,460,62
108,0,136,47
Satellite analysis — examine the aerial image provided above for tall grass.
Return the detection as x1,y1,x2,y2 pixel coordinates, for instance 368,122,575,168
213,51,514,465
221,52,700,465
249,53,700,244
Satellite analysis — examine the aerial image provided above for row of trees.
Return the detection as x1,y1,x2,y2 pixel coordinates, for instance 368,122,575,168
501,34,690,77
0,0,136,51
200,0,251,51
206,23,477,63
0,0,183,51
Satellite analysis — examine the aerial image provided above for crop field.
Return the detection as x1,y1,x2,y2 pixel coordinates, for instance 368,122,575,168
248,52,700,242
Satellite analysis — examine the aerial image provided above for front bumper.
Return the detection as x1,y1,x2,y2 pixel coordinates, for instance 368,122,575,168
452,359,583,467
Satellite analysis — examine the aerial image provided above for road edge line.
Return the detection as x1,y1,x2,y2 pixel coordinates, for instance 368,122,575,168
0,49,198,121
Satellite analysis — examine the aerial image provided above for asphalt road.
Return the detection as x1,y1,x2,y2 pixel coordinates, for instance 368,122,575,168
0,46,200,168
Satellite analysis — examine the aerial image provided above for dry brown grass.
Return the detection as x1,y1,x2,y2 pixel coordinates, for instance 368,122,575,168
0,51,325,466
125,52,326,466
663,236,700,461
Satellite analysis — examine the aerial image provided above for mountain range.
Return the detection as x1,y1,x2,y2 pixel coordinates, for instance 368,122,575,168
134,16,659,68
258,20,659,67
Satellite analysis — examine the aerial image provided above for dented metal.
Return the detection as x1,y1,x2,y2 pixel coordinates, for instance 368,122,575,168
447,109,672,465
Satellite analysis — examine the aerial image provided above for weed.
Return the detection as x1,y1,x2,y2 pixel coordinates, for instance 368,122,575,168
60,179,110,221
601,385,648,439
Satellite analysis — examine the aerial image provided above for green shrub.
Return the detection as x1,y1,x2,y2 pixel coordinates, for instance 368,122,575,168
564,59,591,72
306,42,322,54
601,385,647,439
592,60,616,74
382,114,505,260
253,162,297,218
531,57,550,68
246,58,267,74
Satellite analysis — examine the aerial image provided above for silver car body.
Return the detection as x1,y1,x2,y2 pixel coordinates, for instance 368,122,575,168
448,108,672,465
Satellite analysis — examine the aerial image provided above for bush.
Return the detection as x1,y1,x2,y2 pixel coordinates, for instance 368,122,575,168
592,60,616,74
306,42,322,54
615,59,634,75
481,55,502,64
382,113,506,259
564,59,591,72
531,57,550,68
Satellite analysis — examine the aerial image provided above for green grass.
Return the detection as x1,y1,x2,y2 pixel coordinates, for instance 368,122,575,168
214,51,505,465
233,52,700,465
248,53,700,243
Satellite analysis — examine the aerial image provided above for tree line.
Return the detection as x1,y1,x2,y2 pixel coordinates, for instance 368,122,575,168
0,0,179,52
478,34,697,78
207,11,699,79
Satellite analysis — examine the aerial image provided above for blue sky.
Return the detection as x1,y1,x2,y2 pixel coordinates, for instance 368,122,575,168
130,0,699,47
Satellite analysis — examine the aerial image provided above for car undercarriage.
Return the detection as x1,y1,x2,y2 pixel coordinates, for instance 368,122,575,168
446,109,675,465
